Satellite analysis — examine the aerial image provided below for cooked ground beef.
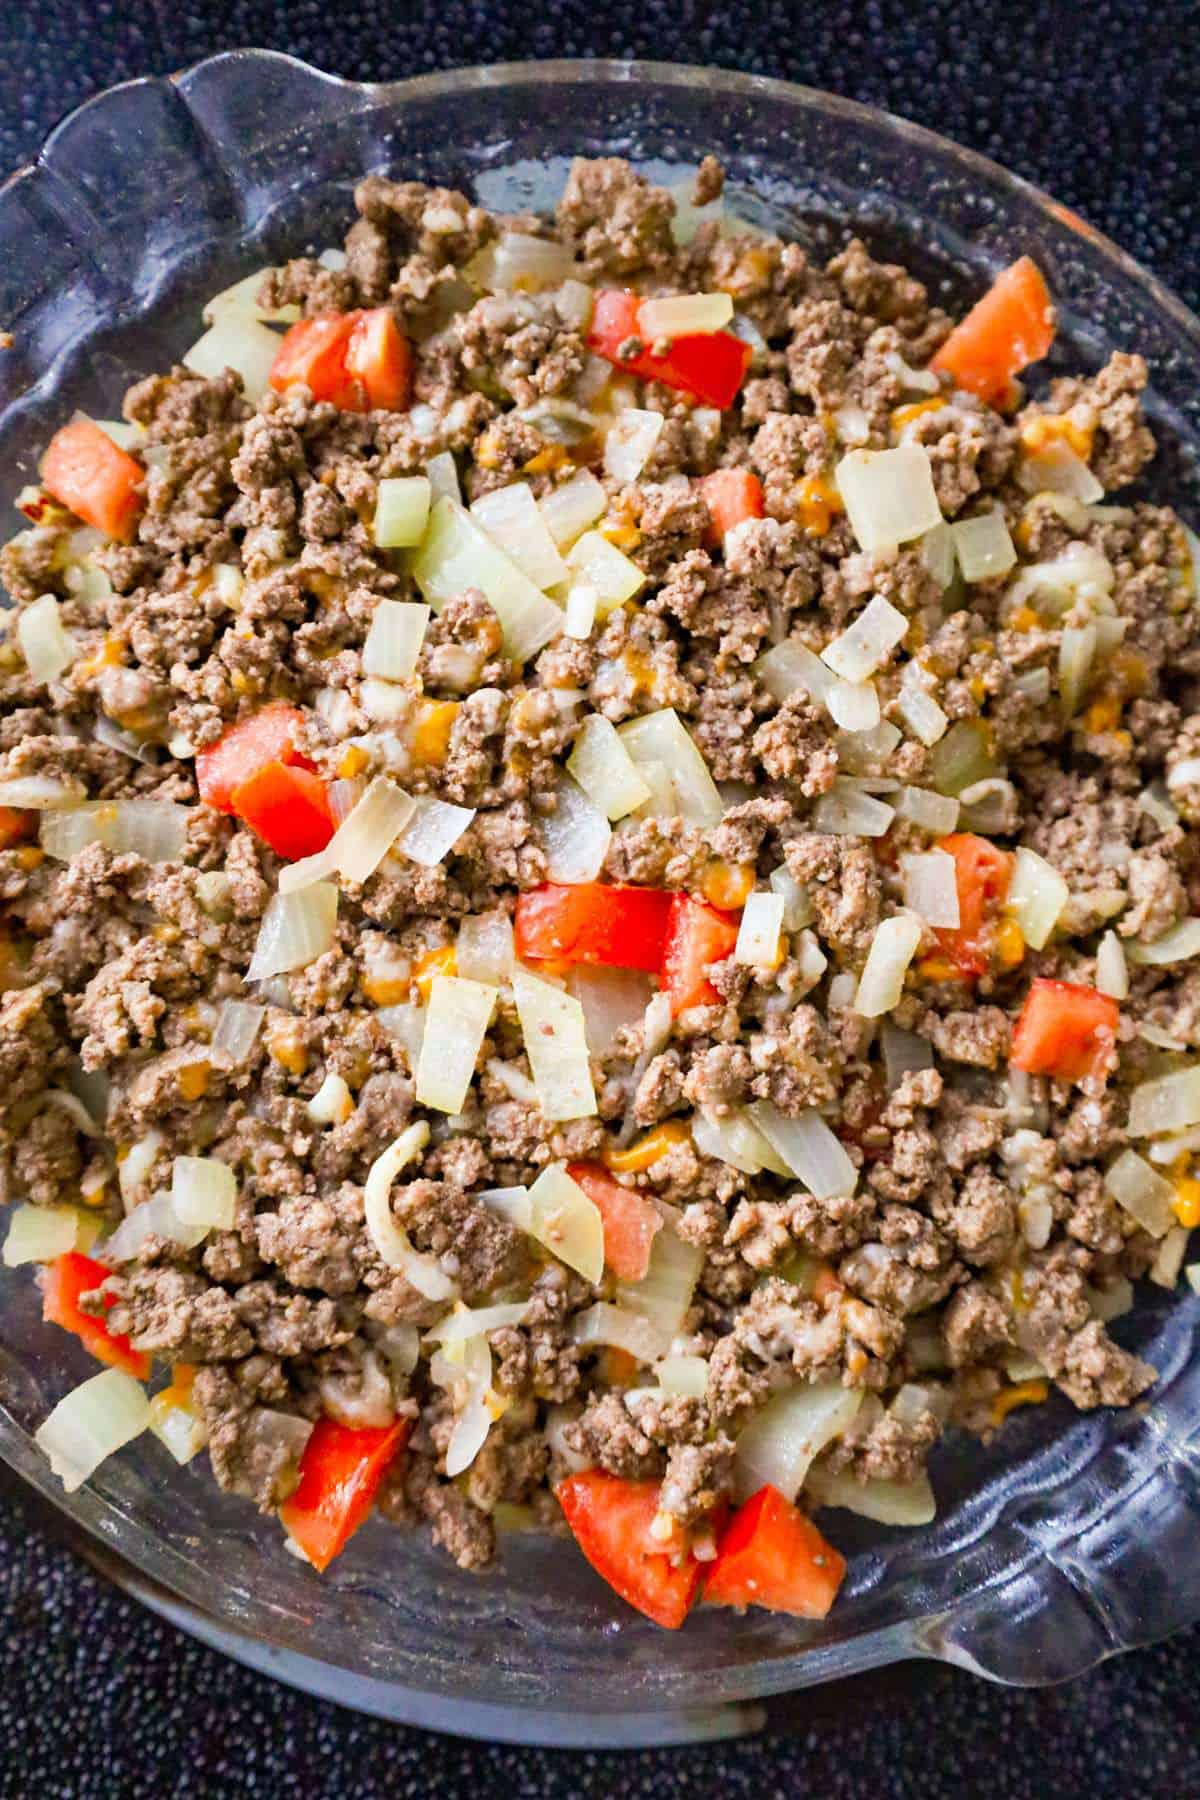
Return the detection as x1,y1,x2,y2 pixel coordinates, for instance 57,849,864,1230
3,153,1187,1628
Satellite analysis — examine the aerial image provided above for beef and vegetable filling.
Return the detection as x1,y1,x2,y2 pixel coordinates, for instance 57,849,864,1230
3,154,1198,1629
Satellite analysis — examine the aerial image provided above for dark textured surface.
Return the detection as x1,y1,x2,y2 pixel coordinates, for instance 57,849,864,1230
2,4,1200,1792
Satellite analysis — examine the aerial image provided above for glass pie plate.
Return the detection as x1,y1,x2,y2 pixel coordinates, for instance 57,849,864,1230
2,53,1200,1744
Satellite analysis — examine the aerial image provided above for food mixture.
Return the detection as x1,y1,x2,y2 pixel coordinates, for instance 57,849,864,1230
3,153,1198,1631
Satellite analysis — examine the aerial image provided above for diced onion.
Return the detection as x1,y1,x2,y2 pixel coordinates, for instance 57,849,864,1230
456,911,515,985
604,409,665,483
246,882,338,982
1103,1148,1176,1237
478,1184,534,1232
467,231,577,293
567,964,654,1054
93,716,157,764
1128,1067,1200,1139
540,774,611,883
822,596,909,684
929,720,997,797
411,497,563,663
40,800,192,865
570,1303,666,1365
835,446,943,553
415,976,495,1115
615,1221,703,1345
538,469,607,549
854,911,923,1017
828,681,882,733
431,1335,494,1478
511,968,596,1122
1013,667,1052,705
563,582,597,639
424,451,461,503
1018,440,1104,503
950,512,1016,582
1127,919,1200,966
363,1120,456,1300
812,779,895,837
919,520,956,589
638,292,733,338
756,639,835,708
1140,783,1180,831
618,709,723,827
768,865,813,930
881,1021,935,1089
149,1393,208,1465
807,1466,936,1526
568,714,651,821
655,1354,709,1399
102,1190,209,1263
394,796,475,868
118,1131,163,1205
0,775,81,808
88,417,142,452
486,1058,540,1104
281,777,416,894
1140,1024,1188,1052
306,1072,354,1124
427,1301,533,1346
18,594,75,682
735,891,785,967
3,1203,93,1267
202,268,299,325
1095,931,1129,1000
733,1382,863,1504
1150,1225,1189,1290
1059,622,1097,717
565,531,645,615
375,1002,425,1067
1007,847,1069,951
35,1367,150,1494
691,1107,790,1177
183,316,282,403
901,851,960,928
362,599,430,676
171,1155,236,1230
896,663,950,747
527,1163,604,1283
470,482,568,590
374,478,431,550
748,1102,857,1198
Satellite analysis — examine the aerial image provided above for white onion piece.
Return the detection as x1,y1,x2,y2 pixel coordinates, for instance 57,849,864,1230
896,666,950,747
735,891,785,967
691,1108,790,1177
854,911,923,1016
363,1120,456,1299
827,680,882,733
638,292,733,337
1012,667,1052,705
424,450,461,503
415,976,495,1115
1140,783,1180,833
835,446,942,553
812,779,895,837
93,716,157,764
733,1382,863,1504
836,721,902,776
1103,1148,1176,1237
901,851,960,928
470,482,568,589
427,1301,533,1346
540,774,611,883
468,231,577,292
511,968,596,1121
411,497,563,663
171,1155,236,1231
756,639,836,707
615,1220,703,1346
35,1368,150,1494
456,910,514,985
528,1163,605,1283
478,1184,534,1232
565,530,645,614
655,1354,709,1399
183,316,282,403
769,865,813,930
822,595,908,684
246,882,337,982
18,594,75,682
604,408,665,483
748,1102,856,1198
929,720,997,797
807,1465,936,1526
881,1021,934,1089
3,1203,92,1266
210,1000,265,1066
1127,919,1200,966
570,1303,666,1365
1095,931,1129,1000
1128,1068,1200,1139
538,469,607,549
86,416,142,452
487,1058,541,1104
118,1131,163,1205
42,1087,101,1137
306,1072,354,1124
950,512,1016,581
563,581,597,639
1018,439,1104,502
363,598,430,675
567,964,654,1055
394,796,475,867
280,777,415,893
40,800,192,865
1150,1225,1189,1290
374,478,431,551
1059,621,1097,717
1007,847,1069,951
568,713,651,820
149,1394,208,1466
0,775,80,808
203,268,298,325
432,1335,493,1478
618,709,723,827
102,1190,208,1263
920,520,956,589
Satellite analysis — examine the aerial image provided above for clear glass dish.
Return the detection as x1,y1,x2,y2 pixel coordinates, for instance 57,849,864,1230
2,53,1200,1725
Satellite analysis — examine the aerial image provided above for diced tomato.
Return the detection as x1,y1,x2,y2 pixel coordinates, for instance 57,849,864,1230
566,1162,663,1282
555,1471,702,1629
41,419,144,541
703,1483,846,1619
270,308,411,413
195,703,313,813
588,291,752,410
935,833,1014,978
42,1252,150,1380
930,257,1056,406
229,760,335,861
0,806,35,850
698,468,764,547
280,1416,410,1572
1010,977,1120,1085
514,882,673,972
660,892,740,1014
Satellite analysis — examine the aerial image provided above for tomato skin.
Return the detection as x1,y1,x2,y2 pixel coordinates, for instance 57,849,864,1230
196,704,312,814
698,468,764,547
41,420,144,541
270,309,411,412
229,760,335,861
588,291,752,410
660,893,740,1014
42,1252,150,1380
703,1484,846,1618
280,1417,409,1572
930,257,1055,406
566,1162,663,1281
344,308,412,410
555,1471,702,1629
514,882,673,972
935,833,1014,978
1010,977,1120,1085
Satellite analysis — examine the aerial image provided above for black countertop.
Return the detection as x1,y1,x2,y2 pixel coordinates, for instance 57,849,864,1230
2,4,1200,1793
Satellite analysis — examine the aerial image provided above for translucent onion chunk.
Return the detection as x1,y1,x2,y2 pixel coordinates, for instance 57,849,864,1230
35,1367,150,1494
511,968,597,1121
415,975,496,1115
